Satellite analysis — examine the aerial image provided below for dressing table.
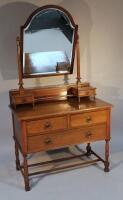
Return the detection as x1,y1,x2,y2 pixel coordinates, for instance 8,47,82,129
9,5,112,191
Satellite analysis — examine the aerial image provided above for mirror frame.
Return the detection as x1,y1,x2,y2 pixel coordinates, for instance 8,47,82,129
20,5,78,78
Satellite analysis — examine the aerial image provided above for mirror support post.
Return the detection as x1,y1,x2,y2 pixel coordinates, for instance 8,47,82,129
16,37,24,95
76,35,81,85
76,35,82,103
63,74,69,85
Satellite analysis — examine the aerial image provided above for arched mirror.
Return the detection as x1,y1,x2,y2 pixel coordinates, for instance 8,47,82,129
20,5,78,78
10,4,96,109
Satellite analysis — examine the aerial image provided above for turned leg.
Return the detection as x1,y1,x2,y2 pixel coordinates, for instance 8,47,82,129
15,142,20,171
86,143,92,156
23,155,30,191
104,140,110,172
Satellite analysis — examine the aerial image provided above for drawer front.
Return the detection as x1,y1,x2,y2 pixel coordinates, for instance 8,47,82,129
79,88,96,97
13,95,33,104
27,124,107,153
26,116,68,136
70,110,107,128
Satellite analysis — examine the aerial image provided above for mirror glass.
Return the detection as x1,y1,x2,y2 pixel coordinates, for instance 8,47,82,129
22,8,75,77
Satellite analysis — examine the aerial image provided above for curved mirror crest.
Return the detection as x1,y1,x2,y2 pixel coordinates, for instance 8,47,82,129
23,8,75,77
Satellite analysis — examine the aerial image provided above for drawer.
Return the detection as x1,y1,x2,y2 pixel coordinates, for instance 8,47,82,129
12,94,34,108
13,95,34,104
70,110,107,128
27,124,107,153
26,116,68,136
78,88,96,97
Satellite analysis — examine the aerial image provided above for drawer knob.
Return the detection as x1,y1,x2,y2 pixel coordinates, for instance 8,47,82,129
86,116,92,123
44,122,52,129
44,138,52,144
85,131,92,138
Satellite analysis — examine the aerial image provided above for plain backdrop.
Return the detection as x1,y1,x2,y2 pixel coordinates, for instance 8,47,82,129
0,0,123,199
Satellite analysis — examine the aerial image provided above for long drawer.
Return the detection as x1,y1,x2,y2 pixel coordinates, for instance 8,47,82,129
27,123,107,153
26,116,68,136
70,110,107,128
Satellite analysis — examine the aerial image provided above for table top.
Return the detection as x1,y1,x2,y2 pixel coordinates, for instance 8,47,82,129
10,97,112,121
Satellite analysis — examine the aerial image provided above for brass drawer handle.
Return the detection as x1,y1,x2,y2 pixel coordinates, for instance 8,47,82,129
85,131,92,138
86,116,92,123
44,137,52,144
44,122,52,129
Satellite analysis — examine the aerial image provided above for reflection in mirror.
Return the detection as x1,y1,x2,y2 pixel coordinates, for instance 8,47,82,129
23,8,75,77
24,51,70,75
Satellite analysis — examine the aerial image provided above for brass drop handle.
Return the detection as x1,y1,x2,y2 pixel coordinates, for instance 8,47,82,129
85,131,92,138
44,137,52,144
86,116,92,123
44,121,52,129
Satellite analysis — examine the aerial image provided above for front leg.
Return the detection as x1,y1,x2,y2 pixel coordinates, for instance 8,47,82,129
15,142,20,171
23,155,30,191
104,139,110,172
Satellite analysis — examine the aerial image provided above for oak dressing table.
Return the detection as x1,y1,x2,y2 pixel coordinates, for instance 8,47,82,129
9,5,112,191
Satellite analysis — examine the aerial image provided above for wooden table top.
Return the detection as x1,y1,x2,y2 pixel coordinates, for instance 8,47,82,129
10,98,112,121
